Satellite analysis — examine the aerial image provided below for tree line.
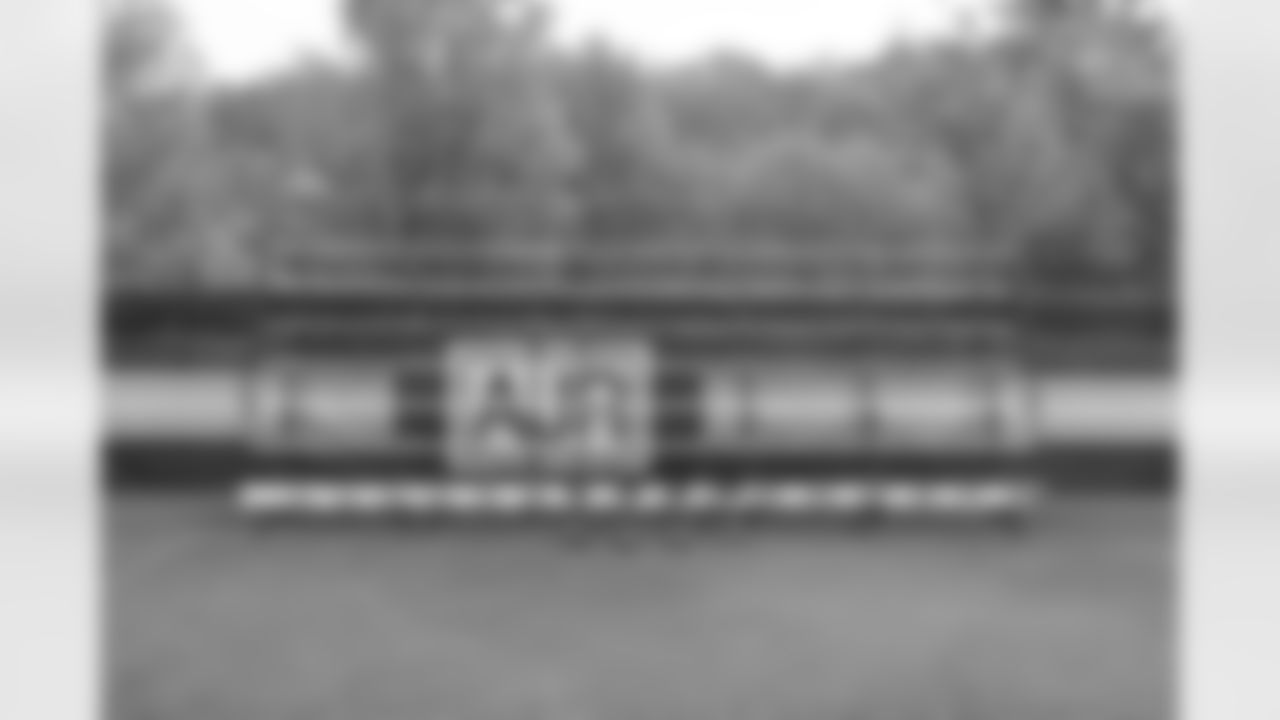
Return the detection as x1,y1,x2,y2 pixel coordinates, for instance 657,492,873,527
105,0,1176,307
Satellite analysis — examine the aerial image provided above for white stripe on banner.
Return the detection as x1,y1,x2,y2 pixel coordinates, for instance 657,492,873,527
106,371,1174,449
1038,376,1172,445
108,371,245,440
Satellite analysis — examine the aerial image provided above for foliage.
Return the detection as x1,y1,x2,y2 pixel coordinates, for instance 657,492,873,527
337,0,578,285
104,0,1177,305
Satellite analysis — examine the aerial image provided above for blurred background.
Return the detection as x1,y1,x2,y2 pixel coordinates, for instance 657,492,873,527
103,0,1175,311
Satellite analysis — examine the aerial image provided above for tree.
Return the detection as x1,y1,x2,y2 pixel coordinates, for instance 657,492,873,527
999,0,1177,299
208,60,389,283
340,0,578,287
104,0,240,288
863,0,1176,303
554,43,709,286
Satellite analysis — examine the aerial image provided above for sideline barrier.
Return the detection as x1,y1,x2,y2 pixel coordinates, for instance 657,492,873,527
235,477,1042,522
109,289,1172,516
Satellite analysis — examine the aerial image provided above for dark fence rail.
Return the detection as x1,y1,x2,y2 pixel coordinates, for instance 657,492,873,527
105,286,1174,372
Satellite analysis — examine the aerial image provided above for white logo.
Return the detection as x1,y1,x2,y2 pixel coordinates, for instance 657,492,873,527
445,338,654,475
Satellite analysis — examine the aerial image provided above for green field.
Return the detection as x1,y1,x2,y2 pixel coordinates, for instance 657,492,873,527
109,497,1173,720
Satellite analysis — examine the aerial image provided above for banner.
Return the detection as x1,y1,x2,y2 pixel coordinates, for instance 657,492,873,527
445,337,654,475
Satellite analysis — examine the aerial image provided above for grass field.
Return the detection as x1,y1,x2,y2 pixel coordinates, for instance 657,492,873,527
108,496,1173,720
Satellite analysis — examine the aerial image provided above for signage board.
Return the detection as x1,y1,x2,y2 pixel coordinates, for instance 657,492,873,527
445,337,654,476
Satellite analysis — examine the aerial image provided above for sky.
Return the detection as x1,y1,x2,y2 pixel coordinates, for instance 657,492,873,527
168,0,1004,81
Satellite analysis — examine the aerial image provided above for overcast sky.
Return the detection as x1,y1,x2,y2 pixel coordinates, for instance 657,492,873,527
169,0,1014,80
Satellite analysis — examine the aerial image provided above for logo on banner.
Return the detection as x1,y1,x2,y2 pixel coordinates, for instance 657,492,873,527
446,338,653,475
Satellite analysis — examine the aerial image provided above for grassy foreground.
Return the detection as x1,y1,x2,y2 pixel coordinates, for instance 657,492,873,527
108,495,1172,720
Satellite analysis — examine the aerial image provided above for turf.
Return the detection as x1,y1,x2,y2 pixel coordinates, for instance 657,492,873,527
108,496,1173,720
